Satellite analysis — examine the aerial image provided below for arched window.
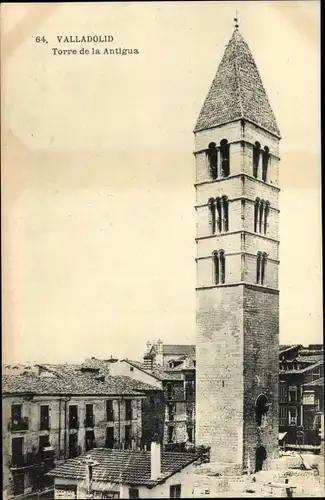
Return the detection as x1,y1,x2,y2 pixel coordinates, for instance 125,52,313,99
259,201,264,233
216,197,222,233
256,251,267,285
255,394,269,427
213,251,219,285
221,196,229,232
212,250,226,285
220,139,230,177
262,146,269,182
252,141,260,178
261,252,267,285
207,142,218,179
264,202,270,235
208,198,216,234
219,251,226,284
254,198,260,233
256,251,262,284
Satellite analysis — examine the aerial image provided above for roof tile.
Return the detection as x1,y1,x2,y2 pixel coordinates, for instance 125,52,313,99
195,29,280,137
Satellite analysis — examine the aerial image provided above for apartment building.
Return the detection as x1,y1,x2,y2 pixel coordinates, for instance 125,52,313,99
2,368,158,499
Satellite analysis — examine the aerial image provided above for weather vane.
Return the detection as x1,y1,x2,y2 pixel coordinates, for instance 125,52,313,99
234,11,239,29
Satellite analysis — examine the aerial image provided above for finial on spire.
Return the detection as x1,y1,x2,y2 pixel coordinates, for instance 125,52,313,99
234,11,239,30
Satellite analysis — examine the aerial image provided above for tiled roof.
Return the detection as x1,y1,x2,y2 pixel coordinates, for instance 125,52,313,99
279,345,302,355
162,345,195,356
279,359,323,375
195,29,280,137
47,448,199,486
125,360,183,381
2,373,149,397
295,355,323,364
303,377,324,387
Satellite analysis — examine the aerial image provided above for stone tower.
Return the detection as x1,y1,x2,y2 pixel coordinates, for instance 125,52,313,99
194,27,280,472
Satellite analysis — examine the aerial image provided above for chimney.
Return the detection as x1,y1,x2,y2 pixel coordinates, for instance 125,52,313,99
143,354,154,371
150,441,161,480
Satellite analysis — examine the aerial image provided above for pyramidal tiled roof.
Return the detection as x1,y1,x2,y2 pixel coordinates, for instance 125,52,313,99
195,29,280,137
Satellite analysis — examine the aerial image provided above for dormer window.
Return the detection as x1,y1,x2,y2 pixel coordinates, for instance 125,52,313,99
207,142,218,179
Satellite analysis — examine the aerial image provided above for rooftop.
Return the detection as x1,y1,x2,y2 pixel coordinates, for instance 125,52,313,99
47,448,200,486
2,373,157,396
195,29,280,137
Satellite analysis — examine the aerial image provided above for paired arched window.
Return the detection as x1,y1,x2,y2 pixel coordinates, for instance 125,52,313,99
256,251,267,285
208,197,229,234
254,198,270,234
213,250,225,285
252,143,270,182
206,139,230,179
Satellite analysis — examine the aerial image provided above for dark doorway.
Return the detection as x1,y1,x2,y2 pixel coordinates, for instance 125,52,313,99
255,445,267,472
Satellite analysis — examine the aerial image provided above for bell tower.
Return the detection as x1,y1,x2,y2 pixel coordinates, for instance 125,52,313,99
194,26,280,471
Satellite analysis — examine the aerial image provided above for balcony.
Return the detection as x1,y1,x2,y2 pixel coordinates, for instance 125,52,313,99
9,449,54,470
8,417,29,433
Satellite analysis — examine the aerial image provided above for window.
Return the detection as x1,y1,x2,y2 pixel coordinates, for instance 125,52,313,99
254,198,260,233
279,406,288,426
125,424,132,448
55,486,77,499
39,434,50,453
279,383,288,403
168,425,174,443
85,404,94,428
129,488,139,499
207,142,218,179
106,400,114,421
262,146,270,182
11,437,24,466
256,251,267,285
125,400,132,421
105,427,114,449
252,141,260,178
289,386,297,403
11,404,28,432
288,407,297,426
68,433,79,458
254,198,270,234
255,394,269,427
216,197,222,232
168,402,175,422
208,198,216,234
12,471,25,496
68,405,78,429
220,139,230,177
166,383,173,399
187,426,193,443
213,250,226,285
40,405,50,430
85,430,96,451
170,484,182,498
221,196,229,232
149,395,155,407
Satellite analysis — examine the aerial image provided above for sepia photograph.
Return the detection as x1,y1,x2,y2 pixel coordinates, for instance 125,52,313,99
1,1,323,498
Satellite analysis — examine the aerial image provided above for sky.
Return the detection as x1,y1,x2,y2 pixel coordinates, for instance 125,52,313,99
2,1,322,364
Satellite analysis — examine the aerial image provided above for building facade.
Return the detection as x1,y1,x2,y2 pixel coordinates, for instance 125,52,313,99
194,27,280,471
279,344,324,452
2,370,154,499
